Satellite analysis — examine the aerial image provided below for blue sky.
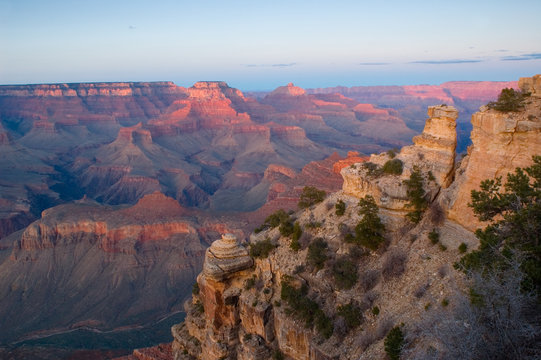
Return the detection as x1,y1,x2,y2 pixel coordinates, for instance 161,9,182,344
0,0,540,90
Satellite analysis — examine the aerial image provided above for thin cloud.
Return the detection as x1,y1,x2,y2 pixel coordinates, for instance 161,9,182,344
128,25,136,30
501,52,541,61
272,63,296,67
244,63,297,68
410,59,483,65
359,62,390,66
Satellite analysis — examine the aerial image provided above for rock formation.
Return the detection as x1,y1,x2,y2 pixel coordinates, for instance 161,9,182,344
341,105,457,211
518,74,541,97
443,75,541,231
202,234,253,281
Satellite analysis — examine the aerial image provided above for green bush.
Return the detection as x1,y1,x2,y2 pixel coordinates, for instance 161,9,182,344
458,242,468,253
192,282,200,295
332,258,358,290
487,88,529,112
354,195,385,251
298,186,326,209
290,222,302,251
404,166,428,224
428,229,439,245
315,309,334,339
387,149,397,159
280,277,333,338
335,199,346,216
337,302,362,330
250,239,276,259
194,300,204,314
362,162,383,177
371,306,380,316
244,276,256,290
384,325,405,360
255,209,290,233
307,238,328,270
279,221,294,237
382,159,403,175
272,350,284,360
306,221,322,229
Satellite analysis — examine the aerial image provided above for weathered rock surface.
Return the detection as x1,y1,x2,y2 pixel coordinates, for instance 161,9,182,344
202,234,253,281
443,76,541,231
341,105,457,210
519,74,541,97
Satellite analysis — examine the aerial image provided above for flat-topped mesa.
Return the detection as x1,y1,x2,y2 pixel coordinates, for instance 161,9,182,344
518,74,541,97
202,234,253,281
188,81,246,100
270,82,307,96
0,81,179,97
341,104,457,210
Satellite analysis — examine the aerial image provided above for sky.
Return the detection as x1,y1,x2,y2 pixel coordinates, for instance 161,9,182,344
0,0,540,90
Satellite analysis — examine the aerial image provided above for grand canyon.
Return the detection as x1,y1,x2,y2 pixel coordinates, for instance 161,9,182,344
1,75,539,359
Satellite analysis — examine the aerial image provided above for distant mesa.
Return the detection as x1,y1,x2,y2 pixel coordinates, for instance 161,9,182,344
268,82,306,97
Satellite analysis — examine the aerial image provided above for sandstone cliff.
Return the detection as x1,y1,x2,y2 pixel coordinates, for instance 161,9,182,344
442,75,541,231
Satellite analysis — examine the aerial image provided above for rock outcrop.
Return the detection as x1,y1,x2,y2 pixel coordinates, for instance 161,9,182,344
202,234,253,281
519,74,541,97
341,105,457,211
443,75,541,231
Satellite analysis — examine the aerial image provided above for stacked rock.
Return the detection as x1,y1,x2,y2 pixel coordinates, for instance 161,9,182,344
203,234,253,281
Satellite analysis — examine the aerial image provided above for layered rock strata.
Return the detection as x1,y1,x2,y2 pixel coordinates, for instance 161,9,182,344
203,234,253,281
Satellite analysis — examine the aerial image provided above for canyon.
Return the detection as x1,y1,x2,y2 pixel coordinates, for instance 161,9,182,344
0,78,518,355
168,75,541,360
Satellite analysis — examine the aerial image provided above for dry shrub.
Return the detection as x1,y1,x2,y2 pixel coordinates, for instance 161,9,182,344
338,222,350,235
326,201,334,211
414,282,430,299
357,316,394,351
333,316,348,339
360,269,381,292
298,232,312,249
428,201,445,225
360,290,379,312
438,264,449,279
382,250,407,280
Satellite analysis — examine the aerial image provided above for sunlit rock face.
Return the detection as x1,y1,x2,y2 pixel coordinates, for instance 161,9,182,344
341,105,457,211
443,76,541,231
519,74,541,97
400,105,458,188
